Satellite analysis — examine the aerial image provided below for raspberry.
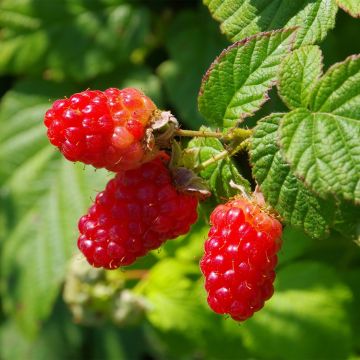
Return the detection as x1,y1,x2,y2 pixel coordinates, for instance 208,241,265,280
77,157,199,269
200,197,282,321
44,88,157,171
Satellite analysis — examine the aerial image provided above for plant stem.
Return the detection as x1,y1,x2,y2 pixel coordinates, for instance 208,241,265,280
226,128,253,141
175,128,253,142
194,138,250,172
194,150,229,172
175,129,223,139
228,138,250,156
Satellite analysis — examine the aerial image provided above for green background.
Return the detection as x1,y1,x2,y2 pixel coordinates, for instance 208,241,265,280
0,1,360,359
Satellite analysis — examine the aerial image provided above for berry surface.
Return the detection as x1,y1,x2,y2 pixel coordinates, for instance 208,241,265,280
200,197,282,321
44,88,157,171
78,157,199,269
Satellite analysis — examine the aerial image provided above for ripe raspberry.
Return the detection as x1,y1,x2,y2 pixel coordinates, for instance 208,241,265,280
44,88,157,171
77,157,198,269
200,197,282,321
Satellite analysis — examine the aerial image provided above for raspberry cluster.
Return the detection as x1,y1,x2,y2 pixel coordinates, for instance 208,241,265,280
78,157,198,269
44,88,157,171
200,197,282,321
44,87,282,322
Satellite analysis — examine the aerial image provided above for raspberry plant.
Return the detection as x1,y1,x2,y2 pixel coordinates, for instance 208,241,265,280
0,1,360,359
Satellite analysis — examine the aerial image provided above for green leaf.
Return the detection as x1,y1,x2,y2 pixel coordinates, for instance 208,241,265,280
250,114,336,239
160,219,209,263
148,291,251,360
336,0,360,17
279,55,360,204
242,261,352,360
138,259,207,335
184,133,251,202
0,79,107,335
278,45,323,109
198,29,295,128
158,10,228,129
204,0,337,47
280,110,360,203
0,0,150,81
139,259,250,360
310,54,360,116
0,79,78,185
1,161,106,336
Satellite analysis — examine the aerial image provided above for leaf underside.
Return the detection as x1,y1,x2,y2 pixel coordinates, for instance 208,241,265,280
336,0,360,17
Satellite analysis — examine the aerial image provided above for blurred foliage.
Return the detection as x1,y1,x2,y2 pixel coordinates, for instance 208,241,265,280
0,1,360,360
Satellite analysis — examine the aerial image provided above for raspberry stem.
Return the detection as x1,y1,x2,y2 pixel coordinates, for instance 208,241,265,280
176,128,253,141
175,129,223,138
194,149,228,171
194,138,250,172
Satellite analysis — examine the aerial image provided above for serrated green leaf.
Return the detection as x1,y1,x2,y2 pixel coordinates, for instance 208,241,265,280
204,0,337,48
0,0,149,81
198,29,295,128
184,133,250,202
336,0,360,17
280,110,360,204
250,114,335,239
278,45,323,109
242,261,352,360
279,55,360,204
310,54,360,116
158,10,228,129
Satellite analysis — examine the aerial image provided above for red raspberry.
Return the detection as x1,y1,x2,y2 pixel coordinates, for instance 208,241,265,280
44,88,157,171
77,157,198,269
200,197,282,321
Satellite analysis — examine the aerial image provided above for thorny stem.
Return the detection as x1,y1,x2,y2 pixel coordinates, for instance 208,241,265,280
175,128,253,141
228,138,251,157
175,129,223,139
194,138,250,172
225,128,253,141
194,149,228,172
